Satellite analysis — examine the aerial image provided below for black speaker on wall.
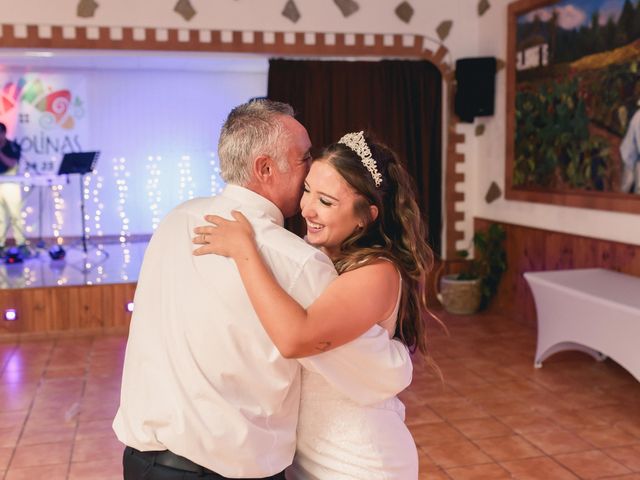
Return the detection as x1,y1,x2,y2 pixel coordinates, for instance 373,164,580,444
454,57,496,123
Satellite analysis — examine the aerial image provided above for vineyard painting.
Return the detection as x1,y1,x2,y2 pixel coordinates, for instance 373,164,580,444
506,0,640,213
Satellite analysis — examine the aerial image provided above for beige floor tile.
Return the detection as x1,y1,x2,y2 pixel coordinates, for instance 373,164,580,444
475,434,544,461
10,442,72,469
604,444,640,472
412,422,467,447
554,449,632,479
421,440,492,468
450,417,513,440
522,427,593,455
68,459,122,480
71,434,123,463
445,463,512,479
575,426,640,449
5,464,68,480
501,456,579,480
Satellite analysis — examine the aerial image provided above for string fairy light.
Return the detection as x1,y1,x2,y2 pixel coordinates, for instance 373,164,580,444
177,155,196,202
209,151,224,196
146,155,162,230
112,157,131,245
51,183,66,246
19,171,36,236
112,156,132,282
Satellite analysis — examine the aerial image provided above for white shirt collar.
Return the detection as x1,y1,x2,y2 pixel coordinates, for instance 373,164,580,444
222,184,284,227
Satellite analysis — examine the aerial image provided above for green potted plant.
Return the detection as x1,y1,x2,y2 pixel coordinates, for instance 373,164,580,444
439,223,507,315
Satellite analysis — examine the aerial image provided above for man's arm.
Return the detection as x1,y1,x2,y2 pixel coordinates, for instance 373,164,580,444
291,251,413,406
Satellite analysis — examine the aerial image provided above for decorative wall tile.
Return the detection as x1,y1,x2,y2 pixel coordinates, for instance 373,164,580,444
436,20,453,41
263,31,276,44
334,0,359,17
395,1,414,23
133,27,146,41
38,25,52,38
485,181,502,203
62,26,77,39
13,25,28,38
86,26,100,39
77,0,99,18
402,34,415,47
174,0,196,21
198,29,212,43
156,28,169,42
242,31,254,43
478,0,490,16
109,26,123,40
282,0,301,23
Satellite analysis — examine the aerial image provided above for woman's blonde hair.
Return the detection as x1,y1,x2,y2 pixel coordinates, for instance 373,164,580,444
319,135,434,356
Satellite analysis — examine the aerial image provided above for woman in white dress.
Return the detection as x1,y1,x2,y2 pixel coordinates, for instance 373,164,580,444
193,131,434,479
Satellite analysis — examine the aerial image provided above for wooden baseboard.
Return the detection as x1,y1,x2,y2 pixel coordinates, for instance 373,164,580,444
474,218,640,325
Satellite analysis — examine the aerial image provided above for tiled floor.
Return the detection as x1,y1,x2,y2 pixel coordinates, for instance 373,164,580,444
0,311,638,479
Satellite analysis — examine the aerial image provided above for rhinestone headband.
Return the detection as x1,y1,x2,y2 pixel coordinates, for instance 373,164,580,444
338,131,383,188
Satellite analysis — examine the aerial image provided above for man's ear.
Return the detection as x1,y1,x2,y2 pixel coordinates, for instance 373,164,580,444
252,155,274,183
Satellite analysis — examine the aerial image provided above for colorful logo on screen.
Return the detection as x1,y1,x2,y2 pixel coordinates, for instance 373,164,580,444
0,77,85,130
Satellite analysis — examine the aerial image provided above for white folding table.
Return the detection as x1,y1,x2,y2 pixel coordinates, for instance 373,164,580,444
524,268,640,383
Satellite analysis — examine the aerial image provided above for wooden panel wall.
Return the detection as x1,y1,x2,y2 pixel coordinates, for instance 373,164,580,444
474,218,640,326
0,283,136,339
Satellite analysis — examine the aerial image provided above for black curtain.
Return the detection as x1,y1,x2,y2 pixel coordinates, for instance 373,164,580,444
267,59,442,255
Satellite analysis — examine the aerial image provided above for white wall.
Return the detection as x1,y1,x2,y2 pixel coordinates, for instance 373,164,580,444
474,0,640,247
2,0,636,246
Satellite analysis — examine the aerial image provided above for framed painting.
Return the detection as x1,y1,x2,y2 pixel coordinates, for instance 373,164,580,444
505,0,640,213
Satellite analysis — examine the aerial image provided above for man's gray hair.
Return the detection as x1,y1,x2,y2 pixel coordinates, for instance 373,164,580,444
218,99,295,185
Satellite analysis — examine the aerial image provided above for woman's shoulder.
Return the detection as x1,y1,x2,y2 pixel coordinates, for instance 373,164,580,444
340,257,400,288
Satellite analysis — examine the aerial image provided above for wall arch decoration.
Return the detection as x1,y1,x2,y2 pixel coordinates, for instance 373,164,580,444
0,23,468,259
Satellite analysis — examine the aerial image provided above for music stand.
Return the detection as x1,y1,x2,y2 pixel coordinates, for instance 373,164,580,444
58,152,100,254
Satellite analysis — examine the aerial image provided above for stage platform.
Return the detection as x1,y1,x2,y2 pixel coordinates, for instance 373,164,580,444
0,241,148,339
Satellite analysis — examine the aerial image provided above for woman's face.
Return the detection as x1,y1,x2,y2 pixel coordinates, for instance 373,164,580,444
300,160,367,259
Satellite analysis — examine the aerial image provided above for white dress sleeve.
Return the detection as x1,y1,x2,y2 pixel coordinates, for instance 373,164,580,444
290,250,413,406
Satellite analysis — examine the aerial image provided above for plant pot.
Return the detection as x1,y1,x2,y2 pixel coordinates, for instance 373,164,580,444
438,274,481,315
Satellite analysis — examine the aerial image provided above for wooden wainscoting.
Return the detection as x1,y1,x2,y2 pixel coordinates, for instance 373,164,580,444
474,218,640,326
0,283,136,339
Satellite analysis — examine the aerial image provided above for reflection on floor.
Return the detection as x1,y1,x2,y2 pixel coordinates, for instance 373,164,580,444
0,241,148,289
0,311,638,479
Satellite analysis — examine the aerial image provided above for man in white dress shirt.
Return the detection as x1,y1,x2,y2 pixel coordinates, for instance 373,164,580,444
113,100,413,479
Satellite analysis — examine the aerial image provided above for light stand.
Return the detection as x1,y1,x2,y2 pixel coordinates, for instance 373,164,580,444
57,152,108,272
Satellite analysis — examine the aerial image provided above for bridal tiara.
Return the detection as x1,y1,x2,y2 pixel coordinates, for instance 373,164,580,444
337,131,383,188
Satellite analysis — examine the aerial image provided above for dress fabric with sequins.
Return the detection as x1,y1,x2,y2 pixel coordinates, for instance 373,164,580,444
286,274,418,480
